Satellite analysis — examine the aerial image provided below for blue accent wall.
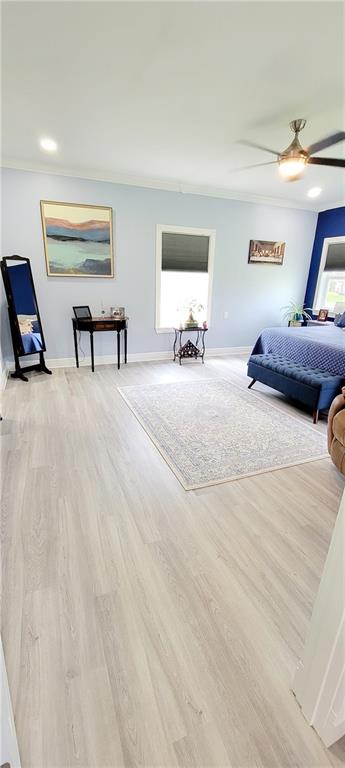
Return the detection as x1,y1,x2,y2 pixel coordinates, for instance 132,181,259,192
304,206,345,310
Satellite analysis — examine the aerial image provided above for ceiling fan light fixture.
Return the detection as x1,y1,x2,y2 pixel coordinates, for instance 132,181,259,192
278,122,309,180
278,156,307,181
234,119,344,180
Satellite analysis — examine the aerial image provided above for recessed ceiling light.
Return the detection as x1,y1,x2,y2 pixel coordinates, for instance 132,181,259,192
307,187,322,198
40,137,57,152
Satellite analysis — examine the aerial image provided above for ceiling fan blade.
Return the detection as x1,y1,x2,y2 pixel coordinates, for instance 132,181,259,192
308,131,345,155
230,161,277,172
237,139,279,156
308,157,345,168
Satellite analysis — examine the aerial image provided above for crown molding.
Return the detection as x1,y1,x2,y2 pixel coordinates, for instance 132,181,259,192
1,160,324,212
317,200,345,213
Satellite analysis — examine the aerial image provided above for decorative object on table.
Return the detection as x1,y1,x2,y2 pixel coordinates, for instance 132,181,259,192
72,313,128,371
40,200,114,277
73,305,92,320
111,306,126,319
0,254,52,382
173,326,207,365
248,240,285,265
334,311,345,328
182,300,204,328
281,300,312,326
117,378,327,490
317,308,329,322
203,320,208,329
334,301,345,318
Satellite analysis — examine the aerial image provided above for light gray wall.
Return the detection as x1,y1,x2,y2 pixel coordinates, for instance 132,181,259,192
1,167,317,362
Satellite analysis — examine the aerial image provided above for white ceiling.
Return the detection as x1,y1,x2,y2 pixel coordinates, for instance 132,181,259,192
2,1,345,210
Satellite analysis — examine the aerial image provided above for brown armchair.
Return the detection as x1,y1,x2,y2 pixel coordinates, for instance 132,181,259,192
327,387,345,476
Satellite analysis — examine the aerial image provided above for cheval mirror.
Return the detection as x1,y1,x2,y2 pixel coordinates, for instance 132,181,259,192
1,255,51,381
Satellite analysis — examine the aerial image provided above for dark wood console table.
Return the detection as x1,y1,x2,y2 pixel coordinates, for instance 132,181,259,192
72,316,128,371
173,326,207,364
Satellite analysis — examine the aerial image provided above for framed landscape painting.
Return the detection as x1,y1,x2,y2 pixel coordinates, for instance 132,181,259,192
40,201,114,277
248,239,285,265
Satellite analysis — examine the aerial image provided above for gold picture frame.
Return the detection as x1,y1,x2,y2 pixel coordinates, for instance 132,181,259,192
40,200,114,277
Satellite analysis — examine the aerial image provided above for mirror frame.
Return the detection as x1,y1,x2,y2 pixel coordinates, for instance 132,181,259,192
1,254,47,357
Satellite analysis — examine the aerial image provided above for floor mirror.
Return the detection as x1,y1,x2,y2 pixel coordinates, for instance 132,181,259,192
1,254,51,381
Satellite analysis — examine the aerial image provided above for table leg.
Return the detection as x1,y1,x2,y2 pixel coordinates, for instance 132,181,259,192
173,329,177,361
73,327,79,368
201,329,206,363
179,330,182,365
117,330,120,370
90,331,94,372
124,327,127,364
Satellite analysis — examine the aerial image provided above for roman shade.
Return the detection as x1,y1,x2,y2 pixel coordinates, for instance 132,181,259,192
324,242,345,271
162,233,209,272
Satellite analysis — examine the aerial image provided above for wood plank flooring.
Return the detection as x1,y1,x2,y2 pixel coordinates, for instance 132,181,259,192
1,355,345,768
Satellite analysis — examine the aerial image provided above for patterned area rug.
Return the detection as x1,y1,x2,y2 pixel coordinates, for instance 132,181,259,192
118,378,328,490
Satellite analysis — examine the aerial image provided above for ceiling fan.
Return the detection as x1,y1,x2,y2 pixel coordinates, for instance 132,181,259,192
236,119,345,181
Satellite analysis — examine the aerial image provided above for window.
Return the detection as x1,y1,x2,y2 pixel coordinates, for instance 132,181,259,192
156,225,215,331
314,237,345,315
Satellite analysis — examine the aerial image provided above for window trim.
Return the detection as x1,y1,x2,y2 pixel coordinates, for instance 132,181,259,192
155,224,216,333
313,235,345,316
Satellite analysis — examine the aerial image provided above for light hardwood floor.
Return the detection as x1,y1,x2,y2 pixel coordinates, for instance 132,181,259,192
1,355,345,768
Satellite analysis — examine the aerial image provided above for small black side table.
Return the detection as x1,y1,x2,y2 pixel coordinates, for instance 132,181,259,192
72,316,128,371
173,327,207,365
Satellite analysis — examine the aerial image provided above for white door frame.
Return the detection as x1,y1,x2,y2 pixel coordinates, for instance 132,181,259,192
1,638,21,767
292,488,345,747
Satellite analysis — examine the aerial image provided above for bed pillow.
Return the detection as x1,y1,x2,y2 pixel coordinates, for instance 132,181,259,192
334,311,345,328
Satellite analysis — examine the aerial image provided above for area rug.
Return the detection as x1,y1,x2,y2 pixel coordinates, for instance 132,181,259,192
118,378,328,490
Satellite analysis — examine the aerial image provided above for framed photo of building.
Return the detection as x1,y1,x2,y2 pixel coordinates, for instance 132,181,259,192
248,240,285,265
40,200,114,277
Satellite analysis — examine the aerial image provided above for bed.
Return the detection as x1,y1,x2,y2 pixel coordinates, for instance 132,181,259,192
251,325,345,376
18,315,43,354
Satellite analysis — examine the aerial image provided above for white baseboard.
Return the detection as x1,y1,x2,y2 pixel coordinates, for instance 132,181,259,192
47,351,172,368
3,346,252,378
45,346,251,369
0,364,9,391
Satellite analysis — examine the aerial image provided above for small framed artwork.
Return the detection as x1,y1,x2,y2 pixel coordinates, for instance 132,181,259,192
73,305,92,320
40,200,114,277
248,240,285,265
317,308,329,321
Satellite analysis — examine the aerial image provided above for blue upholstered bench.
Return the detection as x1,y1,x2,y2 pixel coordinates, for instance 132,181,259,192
247,353,345,423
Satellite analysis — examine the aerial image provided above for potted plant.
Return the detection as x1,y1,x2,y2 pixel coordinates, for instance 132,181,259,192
183,300,204,328
281,300,312,326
